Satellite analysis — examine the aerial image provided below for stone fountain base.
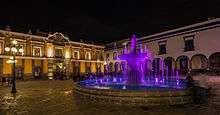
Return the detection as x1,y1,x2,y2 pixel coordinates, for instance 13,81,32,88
74,83,193,106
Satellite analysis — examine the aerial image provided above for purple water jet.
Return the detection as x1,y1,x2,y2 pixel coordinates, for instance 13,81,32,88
119,34,151,84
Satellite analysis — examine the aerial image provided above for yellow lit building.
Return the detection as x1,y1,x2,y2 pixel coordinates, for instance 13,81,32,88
0,29,105,79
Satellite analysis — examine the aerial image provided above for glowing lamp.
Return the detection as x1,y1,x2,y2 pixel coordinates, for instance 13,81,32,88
4,47,10,52
11,47,17,53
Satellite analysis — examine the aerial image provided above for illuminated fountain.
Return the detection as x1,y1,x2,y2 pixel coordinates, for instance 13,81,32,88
74,35,192,106
119,34,150,84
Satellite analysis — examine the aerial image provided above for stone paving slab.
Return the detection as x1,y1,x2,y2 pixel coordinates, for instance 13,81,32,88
0,80,220,115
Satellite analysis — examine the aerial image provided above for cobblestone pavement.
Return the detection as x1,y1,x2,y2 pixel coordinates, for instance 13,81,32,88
0,80,220,115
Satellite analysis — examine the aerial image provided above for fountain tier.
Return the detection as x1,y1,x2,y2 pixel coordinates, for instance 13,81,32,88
119,34,150,84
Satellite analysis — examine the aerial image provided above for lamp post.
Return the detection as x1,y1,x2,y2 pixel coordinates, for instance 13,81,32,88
5,40,24,93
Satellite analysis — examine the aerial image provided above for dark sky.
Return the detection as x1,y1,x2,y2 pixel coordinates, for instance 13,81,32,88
0,0,220,43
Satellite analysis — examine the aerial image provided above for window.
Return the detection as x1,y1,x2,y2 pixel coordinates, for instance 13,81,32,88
106,53,109,59
158,41,166,55
73,51,79,59
17,45,24,56
55,48,63,58
33,47,41,57
113,52,117,60
85,52,91,60
96,52,101,60
184,35,195,51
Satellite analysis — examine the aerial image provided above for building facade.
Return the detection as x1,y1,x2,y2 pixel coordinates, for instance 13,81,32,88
104,18,220,76
0,29,104,79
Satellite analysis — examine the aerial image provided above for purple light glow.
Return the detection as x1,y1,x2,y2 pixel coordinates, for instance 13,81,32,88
113,77,117,82
172,68,175,78
176,70,180,85
155,78,158,84
161,59,164,79
116,34,185,87
166,66,169,78
119,34,151,84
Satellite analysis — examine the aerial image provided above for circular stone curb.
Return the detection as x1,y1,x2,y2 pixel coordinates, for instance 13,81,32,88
74,84,193,106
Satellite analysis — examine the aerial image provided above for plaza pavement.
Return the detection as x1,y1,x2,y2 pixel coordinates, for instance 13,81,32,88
0,80,220,115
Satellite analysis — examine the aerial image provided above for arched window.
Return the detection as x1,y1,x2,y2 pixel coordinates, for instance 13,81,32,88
85,52,91,60
33,46,42,57
113,52,117,60
73,51,80,59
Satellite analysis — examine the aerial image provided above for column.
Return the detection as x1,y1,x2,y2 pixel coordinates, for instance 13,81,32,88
47,59,54,79
91,62,96,73
3,58,12,77
65,59,71,78
80,61,85,73
24,59,32,78
101,63,104,73
43,59,48,75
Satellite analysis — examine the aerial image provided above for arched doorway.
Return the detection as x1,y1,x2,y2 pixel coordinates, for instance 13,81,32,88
176,55,189,75
164,57,175,76
16,59,24,80
113,52,117,60
114,62,119,73
72,61,80,75
109,62,114,73
191,54,208,75
152,58,160,76
85,62,91,74
120,61,126,74
145,60,152,76
96,63,101,75
33,60,43,79
209,52,220,75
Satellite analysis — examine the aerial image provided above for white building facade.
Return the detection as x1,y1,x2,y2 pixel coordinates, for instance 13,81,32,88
104,18,220,76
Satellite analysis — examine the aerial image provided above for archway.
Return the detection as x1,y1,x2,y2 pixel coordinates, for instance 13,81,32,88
120,61,126,73
113,52,117,60
176,55,189,75
114,62,119,73
72,62,80,75
85,62,91,74
209,52,220,74
152,58,160,76
191,54,208,75
145,59,152,76
164,57,175,76
109,62,114,73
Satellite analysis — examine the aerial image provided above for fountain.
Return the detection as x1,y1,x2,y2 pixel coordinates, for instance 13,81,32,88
119,35,149,84
74,35,192,106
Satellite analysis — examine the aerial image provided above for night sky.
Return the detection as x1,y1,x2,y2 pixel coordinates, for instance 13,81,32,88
0,0,220,43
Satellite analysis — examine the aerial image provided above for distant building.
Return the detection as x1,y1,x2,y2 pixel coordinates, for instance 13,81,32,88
0,30,104,79
104,18,220,76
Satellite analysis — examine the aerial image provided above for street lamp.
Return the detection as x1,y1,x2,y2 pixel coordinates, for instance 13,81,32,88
4,40,24,93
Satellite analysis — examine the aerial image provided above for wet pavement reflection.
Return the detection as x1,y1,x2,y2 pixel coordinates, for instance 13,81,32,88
0,80,220,115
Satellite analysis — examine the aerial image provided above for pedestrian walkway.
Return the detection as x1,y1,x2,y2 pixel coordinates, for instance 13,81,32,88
0,80,220,115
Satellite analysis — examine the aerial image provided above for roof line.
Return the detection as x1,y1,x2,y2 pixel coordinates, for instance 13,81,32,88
0,30,104,48
139,18,220,40
137,23,220,44
0,30,46,39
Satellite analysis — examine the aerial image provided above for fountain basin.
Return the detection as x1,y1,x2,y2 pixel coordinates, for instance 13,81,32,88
74,79,193,106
